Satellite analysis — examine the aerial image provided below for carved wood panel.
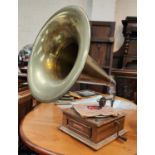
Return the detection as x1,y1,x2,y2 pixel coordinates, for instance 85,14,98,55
90,21,115,71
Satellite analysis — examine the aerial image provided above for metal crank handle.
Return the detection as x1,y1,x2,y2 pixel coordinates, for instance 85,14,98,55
118,135,127,141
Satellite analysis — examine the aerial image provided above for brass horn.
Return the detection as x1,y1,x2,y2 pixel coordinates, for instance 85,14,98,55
28,6,116,102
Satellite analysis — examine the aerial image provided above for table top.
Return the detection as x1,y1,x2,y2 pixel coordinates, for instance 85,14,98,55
20,97,137,155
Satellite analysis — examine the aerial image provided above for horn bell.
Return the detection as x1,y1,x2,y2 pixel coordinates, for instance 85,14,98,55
28,6,115,103
28,6,91,102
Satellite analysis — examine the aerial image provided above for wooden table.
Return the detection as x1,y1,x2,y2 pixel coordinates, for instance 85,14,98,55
20,97,137,155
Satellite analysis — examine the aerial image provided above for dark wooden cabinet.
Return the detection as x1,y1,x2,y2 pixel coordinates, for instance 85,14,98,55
112,17,137,102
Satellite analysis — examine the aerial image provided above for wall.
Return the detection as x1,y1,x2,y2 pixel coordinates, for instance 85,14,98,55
91,0,116,21
18,0,92,50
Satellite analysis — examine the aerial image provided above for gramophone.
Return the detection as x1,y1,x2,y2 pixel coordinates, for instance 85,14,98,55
27,6,126,150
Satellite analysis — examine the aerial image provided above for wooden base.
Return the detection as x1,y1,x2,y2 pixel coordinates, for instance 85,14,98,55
59,126,127,150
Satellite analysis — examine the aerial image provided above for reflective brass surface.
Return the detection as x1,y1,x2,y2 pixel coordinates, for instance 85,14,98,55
28,6,90,102
28,6,115,102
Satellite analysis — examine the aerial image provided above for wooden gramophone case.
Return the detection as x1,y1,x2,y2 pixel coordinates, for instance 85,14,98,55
60,108,126,150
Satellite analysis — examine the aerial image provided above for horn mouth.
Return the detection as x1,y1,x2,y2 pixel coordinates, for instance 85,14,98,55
28,6,90,102
54,41,78,79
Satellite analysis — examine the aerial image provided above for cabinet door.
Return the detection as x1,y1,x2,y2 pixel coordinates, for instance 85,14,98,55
90,22,115,71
